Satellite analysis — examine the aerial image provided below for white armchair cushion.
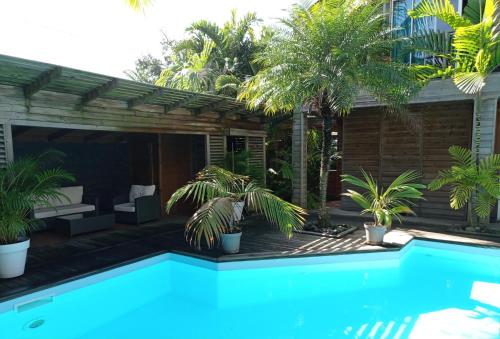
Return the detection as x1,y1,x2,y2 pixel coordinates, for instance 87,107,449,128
34,203,95,219
129,185,156,203
114,202,136,213
35,186,83,209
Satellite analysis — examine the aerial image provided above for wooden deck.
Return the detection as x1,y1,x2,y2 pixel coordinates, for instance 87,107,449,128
1,215,499,303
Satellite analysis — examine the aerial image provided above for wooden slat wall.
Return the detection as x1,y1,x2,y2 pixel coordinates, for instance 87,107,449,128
341,109,382,211
0,123,6,167
208,135,225,166
247,136,266,183
341,101,473,220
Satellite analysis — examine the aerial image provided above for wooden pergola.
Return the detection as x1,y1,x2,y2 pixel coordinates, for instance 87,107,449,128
0,54,268,202
0,54,261,120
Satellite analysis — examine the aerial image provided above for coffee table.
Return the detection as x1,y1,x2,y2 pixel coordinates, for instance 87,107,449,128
55,213,115,237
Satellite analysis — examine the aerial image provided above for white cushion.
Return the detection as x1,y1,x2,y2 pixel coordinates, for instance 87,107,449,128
232,201,244,223
35,186,84,208
34,203,95,219
129,185,155,203
114,202,136,213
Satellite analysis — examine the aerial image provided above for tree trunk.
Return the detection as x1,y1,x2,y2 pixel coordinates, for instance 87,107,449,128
468,94,482,228
318,108,335,227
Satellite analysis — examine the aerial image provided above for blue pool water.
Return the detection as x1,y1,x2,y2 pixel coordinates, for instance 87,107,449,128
0,240,499,339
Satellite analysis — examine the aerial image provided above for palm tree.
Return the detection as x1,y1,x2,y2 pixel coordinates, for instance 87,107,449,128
239,0,421,227
166,166,306,250
155,10,263,95
126,0,150,11
156,39,219,91
408,0,500,161
0,151,74,244
428,146,500,227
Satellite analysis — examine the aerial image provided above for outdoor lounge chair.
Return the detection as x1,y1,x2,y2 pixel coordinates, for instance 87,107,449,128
33,186,97,219
113,185,161,225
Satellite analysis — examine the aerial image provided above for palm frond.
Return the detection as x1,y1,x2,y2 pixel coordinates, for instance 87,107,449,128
185,197,234,249
409,0,472,29
167,166,306,249
341,169,424,227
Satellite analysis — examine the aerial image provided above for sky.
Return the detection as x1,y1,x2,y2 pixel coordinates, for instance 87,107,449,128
0,0,295,79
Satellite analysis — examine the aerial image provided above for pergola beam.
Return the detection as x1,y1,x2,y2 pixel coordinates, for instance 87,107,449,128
78,79,118,109
163,94,199,113
195,99,227,116
47,129,72,141
23,67,62,99
127,88,164,109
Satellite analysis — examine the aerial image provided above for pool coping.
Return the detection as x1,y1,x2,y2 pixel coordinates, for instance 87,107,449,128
0,235,499,306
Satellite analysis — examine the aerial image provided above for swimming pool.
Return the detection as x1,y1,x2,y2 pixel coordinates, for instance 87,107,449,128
0,240,499,339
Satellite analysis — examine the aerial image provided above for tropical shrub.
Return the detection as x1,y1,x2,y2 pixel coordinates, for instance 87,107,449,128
428,146,500,226
240,0,421,227
341,170,425,228
408,0,500,160
166,166,306,249
0,151,74,244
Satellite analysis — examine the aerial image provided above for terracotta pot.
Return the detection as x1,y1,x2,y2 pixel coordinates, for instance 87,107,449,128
0,237,30,278
364,222,387,245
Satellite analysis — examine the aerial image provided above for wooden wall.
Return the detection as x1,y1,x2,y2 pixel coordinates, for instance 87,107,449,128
341,101,473,220
0,123,7,167
159,134,194,214
0,85,263,135
495,102,500,154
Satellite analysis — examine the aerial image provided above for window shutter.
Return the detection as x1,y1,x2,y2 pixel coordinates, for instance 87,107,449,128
208,135,225,166
0,123,8,168
247,136,265,183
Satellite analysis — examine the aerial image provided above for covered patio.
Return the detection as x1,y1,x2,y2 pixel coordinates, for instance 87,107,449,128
0,53,267,240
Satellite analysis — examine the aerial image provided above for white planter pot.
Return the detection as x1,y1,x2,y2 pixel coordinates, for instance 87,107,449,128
232,201,245,224
364,223,386,245
0,238,30,279
221,232,242,254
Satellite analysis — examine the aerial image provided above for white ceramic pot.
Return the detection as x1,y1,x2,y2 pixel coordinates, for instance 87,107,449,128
364,223,386,245
221,232,242,254
232,201,245,224
0,238,30,279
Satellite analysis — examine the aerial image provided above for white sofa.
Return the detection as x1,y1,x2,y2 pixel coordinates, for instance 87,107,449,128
34,186,96,219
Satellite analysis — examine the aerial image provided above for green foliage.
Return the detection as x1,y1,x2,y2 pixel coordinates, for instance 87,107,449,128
341,170,425,228
428,146,500,222
0,151,75,244
154,10,264,96
239,0,421,115
223,150,264,184
266,128,322,209
126,0,151,11
125,54,164,84
408,0,500,95
240,0,420,223
166,166,306,249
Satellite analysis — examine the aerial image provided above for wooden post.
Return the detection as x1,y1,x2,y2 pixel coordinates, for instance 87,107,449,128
472,96,499,220
292,106,307,208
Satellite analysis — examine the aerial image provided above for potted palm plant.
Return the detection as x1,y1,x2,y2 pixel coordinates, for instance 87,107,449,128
341,170,425,245
428,146,500,229
166,166,306,253
0,151,74,278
